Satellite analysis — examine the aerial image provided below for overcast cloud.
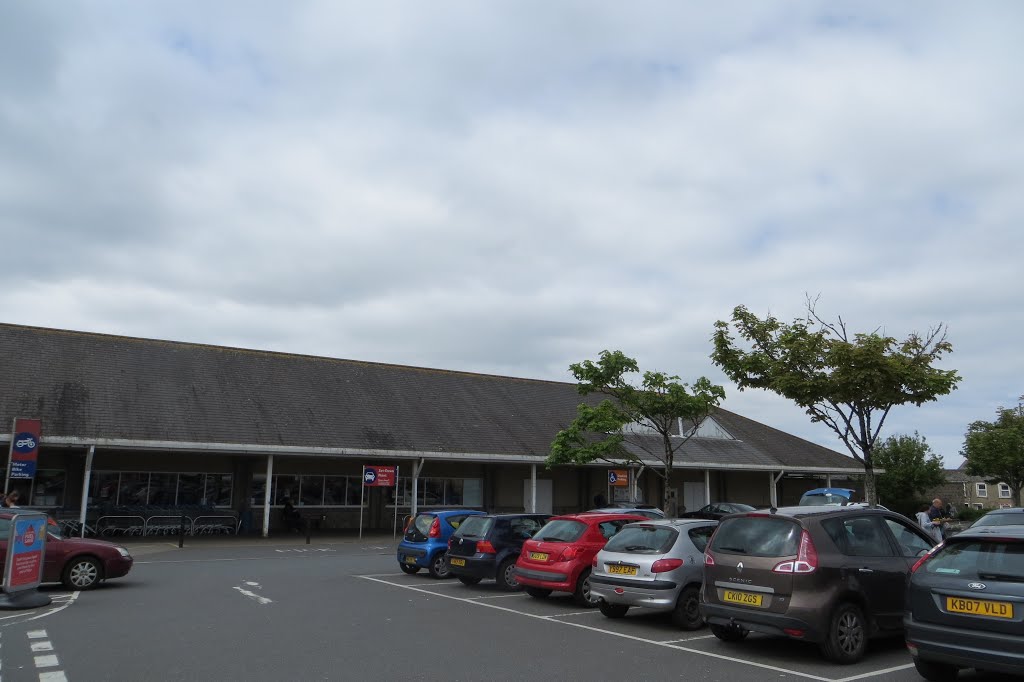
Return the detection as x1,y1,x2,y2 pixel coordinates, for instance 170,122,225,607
2,2,1021,466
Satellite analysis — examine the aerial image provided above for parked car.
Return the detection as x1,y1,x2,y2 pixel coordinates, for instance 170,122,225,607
589,507,666,520
397,510,485,578
701,505,937,663
590,518,717,629
798,488,859,506
904,524,1024,680
445,513,550,590
514,512,647,607
679,502,755,520
968,507,1024,529
0,515,133,590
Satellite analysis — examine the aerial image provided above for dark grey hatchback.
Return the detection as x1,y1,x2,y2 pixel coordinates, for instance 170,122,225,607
904,524,1024,680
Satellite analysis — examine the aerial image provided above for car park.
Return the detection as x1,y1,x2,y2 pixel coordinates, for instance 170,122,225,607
591,518,717,629
0,514,133,589
904,524,1024,680
701,505,937,663
967,506,1024,529
679,502,755,520
588,507,666,519
397,509,485,578
514,512,646,607
446,513,550,590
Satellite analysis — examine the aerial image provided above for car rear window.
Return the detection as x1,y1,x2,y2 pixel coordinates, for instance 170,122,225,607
534,519,586,543
926,539,1024,580
972,513,1024,528
454,516,494,538
603,526,676,553
711,517,801,557
413,514,436,536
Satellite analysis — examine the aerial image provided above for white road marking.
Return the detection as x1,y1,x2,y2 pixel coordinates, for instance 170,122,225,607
358,575,836,681
25,593,80,623
26,631,47,639
467,593,531,600
232,586,273,605
834,663,916,682
33,655,59,668
39,672,68,682
545,610,602,618
30,641,53,652
244,581,259,586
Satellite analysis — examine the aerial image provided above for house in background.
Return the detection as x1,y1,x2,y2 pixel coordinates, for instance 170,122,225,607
928,462,1020,512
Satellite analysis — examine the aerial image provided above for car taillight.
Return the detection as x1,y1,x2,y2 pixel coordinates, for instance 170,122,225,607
911,542,943,573
560,546,582,561
592,556,598,567
448,538,453,548
476,540,496,554
773,530,818,574
651,558,684,573
428,517,441,538
704,552,715,566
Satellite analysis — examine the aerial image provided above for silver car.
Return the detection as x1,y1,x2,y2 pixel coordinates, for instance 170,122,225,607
589,519,717,629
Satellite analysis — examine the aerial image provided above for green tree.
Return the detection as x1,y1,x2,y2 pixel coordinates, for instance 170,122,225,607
963,397,1024,507
873,432,946,514
547,350,725,511
710,300,961,506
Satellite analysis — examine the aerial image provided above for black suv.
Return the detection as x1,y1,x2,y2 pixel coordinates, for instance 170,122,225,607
701,506,937,663
446,514,550,590
905,524,1024,680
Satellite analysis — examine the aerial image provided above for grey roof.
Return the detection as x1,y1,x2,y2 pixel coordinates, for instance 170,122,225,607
0,324,861,471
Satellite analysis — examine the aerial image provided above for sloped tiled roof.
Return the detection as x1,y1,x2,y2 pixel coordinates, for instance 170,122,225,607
0,324,861,471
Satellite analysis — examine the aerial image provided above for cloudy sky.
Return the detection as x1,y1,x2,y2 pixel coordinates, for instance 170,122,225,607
1,2,1020,466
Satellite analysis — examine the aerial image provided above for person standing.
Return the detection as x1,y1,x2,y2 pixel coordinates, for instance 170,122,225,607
926,498,947,542
917,503,941,542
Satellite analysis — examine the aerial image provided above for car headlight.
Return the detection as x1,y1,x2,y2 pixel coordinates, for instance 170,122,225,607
117,547,132,559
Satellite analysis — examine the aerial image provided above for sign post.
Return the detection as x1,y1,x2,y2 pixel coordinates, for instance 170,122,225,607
359,465,398,540
5,418,41,496
0,511,51,610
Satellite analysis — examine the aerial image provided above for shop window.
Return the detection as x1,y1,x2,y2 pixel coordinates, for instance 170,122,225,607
274,475,299,505
119,473,151,506
179,474,205,506
148,473,177,506
391,477,483,507
207,474,233,507
300,475,324,506
250,475,267,506
31,470,66,507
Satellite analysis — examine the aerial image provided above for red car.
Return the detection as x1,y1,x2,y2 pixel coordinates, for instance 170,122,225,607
0,514,133,590
514,512,646,607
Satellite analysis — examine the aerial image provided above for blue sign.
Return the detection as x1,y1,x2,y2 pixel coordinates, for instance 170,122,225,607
608,471,618,484
364,468,377,484
10,460,36,479
12,433,37,454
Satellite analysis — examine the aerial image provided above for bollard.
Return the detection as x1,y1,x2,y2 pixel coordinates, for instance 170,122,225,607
179,514,186,548
305,517,311,545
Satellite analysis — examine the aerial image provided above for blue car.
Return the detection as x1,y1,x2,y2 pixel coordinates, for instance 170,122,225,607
798,487,859,506
397,509,485,578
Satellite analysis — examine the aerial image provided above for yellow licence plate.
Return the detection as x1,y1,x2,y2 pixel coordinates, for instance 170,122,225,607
607,565,638,576
529,552,549,561
450,558,466,567
723,590,764,607
404,556,417,564
946,597,1014,619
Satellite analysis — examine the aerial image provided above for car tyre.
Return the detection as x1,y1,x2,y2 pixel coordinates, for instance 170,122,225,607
913,659,959,682
710,624,748,642
63,556,103,590
399,563,420,575
496,558,521,591
573,568,599,607
671,586,703,630
427,552,451,579
525,587,552,599
456,575,482,585
820,602,868,664
599,601,629,618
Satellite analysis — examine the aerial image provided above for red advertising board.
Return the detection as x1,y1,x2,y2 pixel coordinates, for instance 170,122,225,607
3,513,47,592
363,465,397,487
8,418,41,480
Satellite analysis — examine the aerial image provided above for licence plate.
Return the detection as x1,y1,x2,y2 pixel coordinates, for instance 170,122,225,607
403,556,417,565
450,557,466,567
607,565,638,576
946,597,1014,619
722,589,763,607
529,552,549,561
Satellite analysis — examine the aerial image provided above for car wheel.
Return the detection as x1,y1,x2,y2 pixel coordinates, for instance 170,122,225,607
710,624,748,642
427,552,450,579
913,659,959,682
820,603,868,664
573,568,599,607
399,563,420,575
599,601,629,618
63,556,103,590
671,586,704,630
525,587,552,599
457,575,482,586
496,559,521,591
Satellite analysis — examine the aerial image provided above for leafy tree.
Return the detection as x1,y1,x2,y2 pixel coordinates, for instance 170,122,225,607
873,432,946,514
963,398,1024,507
547,350,725,511
710,300,961,506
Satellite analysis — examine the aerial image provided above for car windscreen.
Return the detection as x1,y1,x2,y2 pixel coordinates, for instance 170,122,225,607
533,519,586,543
603,525,677,553
453,516,494,539
710,517,801,557
971,513,1024,528
926,539,1024,581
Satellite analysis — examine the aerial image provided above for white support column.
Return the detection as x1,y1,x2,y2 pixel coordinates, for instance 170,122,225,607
412,459,424,517
704,469,711,507
769,471,778,509
79,445,95,538
262,454,274,538
530,464,537,513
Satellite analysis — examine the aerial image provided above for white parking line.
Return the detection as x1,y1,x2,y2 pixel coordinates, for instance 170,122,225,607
467,593,531,600
834,663,915,682
545,610,602,618
660,634,716,643
358,575,833,681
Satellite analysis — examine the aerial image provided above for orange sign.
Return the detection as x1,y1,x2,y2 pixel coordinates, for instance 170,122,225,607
608,469,629,487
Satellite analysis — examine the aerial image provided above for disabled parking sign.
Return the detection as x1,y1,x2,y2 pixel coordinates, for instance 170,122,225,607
608,469,628,487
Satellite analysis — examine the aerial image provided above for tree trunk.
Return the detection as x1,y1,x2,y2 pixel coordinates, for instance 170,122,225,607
863,465,878,507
